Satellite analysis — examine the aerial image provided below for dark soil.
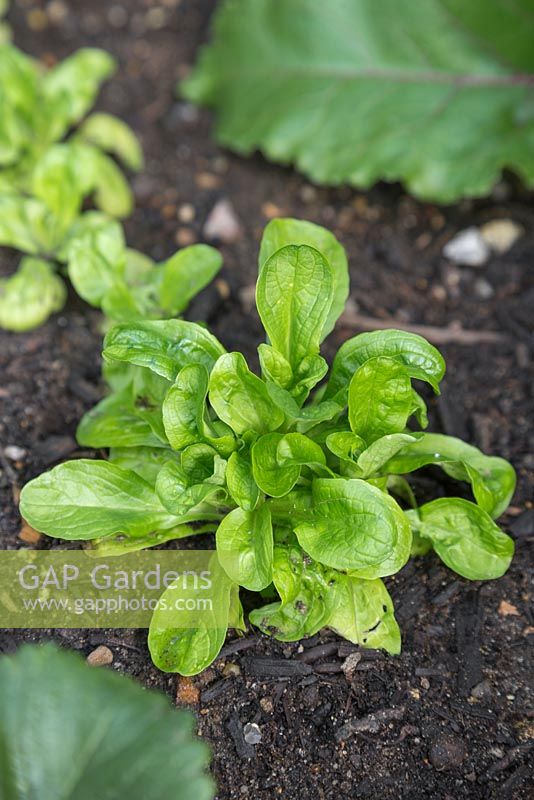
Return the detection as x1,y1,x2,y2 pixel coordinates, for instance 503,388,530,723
1,2,533,798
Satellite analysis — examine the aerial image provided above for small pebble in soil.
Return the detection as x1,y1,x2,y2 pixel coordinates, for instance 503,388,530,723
18,522,42,545
203,199,242,244
429,734,467,770
243,723,262,745
222,662,241,678
176,676,200,705
178,203,195,223
4,445,26,461
443,227,490,267
260,697,274,714
86,646,113,667
473,277,494,300
470,680,492,701
175,227,196,247
479,219,523,254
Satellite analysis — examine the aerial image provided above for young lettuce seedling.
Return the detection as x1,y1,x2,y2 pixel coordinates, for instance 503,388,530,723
20,218,516,676
0,43,143,330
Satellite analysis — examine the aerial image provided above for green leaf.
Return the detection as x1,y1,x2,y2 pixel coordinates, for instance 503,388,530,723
91,149,134,218
357,433,419,478
295,478,406,571
226,450,261,511
412,497,514,580
258,218,349,339
249,545,332,641
183,0,534,202
78,111,144,171
258,343,293,389
251,433,301,497
209,352,284,435
383,433,516,518
328,575,401,654
0,194,52,254
163,364,210,450
0,257,66,331
67,217,126,306
19,460,179,540
256,244,333,371
276,432,326,469
325,330,445,400
32,145,84,231
325,431,366,462
159,244,222,316
43,48,116,133
77,389,165,449
109,446,181,486
149,555,235,676
103,319,226,381
155,460,225,517
348,356,413,444
216,504,273,590
0,644,214,800
266,382,342,429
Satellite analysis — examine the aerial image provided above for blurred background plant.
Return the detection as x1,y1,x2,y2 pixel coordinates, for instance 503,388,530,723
183,0,534,204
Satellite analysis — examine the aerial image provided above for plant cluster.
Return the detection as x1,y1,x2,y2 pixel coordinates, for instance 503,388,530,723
20,219,516,676
0,40,223,331
183,0,534,202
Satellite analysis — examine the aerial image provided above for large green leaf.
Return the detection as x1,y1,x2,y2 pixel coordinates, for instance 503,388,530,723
209,352,284,435
0,644,214,800
256,244,333,371
348,356,413,444
258,218,348,339
295,478,407,571
103,320,226,381
19,460,179,540
410,497,514,580
325,330,445,401
216,504,274,590
183,0,534,202
383,433,516,518
149,556,239,676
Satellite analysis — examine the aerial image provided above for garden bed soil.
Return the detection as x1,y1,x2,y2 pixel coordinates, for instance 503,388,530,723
0,2,533,798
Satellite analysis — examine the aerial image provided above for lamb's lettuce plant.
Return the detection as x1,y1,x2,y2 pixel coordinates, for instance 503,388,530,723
0,43,143,330
20,218,516,676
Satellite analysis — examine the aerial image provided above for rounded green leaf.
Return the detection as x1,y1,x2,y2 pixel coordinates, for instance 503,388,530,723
251,433,301,497
78,111,144,171
103,319,226,381
416,497,514,580
159,244,222,316
328,575,401,654
149,557,235,676
258,218,349,339
256,244,333,370
0,257,66,332
209,352,284,435
383,433,516,518
19,460,178,540
348,356,413,444
226,450,261,510
295,478,404,571
325,329,446,400
216,505,274,590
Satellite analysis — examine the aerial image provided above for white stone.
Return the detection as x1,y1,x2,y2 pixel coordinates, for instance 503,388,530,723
443,227,490,267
